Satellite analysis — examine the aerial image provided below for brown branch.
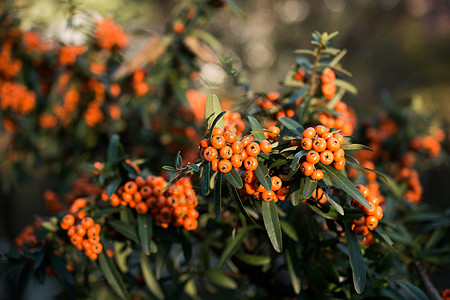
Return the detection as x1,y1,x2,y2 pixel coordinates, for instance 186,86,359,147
414,260,444,300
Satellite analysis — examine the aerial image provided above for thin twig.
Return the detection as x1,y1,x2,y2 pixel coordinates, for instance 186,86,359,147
414,260,444,300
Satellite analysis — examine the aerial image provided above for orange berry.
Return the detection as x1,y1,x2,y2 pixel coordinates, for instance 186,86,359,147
311,170,324,180
245,183,257,195
333,133,345,145
313,138,327,152
356,185,370,198
243,170,255,184
326,138,340,151
231,154,243,168
301,138,312,150
200,139,210,148
240,150,248,160
87,228,99,238
218,159,232,173
135,176,146,187
306,150,320,164
223,131,237,143
363,203,376,216
262,190,276,202
220,146,233,159
75,225,86,237
374,206,383,220
301,162,314,176
204,147,218,161
183,218,198,231
271,176,282,191
315,125,329,136
322,83,336,100
212,128,224,136
136,202,148,214
302,127,316,139
320,150,334,165
353,216,365,226
61,214,75,229
365,216,378,231
140,186,152,198
267,125,280,137
231,141,243,154
353,225,369,236
321,68,335,84
243,157,258,171
276,186,289,201
91,242,103,254
211,135,226,149
224,125,237,134
81,217,94,229
333,158,346,170
70,234,82,245
246,142,261,157
333,148,345,162
260,140,272,153
321,132,333,140
124,181,138,194
240,135,254,148
367,195,380,207
211,158,219,171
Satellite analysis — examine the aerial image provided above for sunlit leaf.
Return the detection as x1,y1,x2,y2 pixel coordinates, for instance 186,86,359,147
262,200,282,252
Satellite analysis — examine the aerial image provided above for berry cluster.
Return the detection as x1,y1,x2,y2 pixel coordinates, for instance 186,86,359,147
255,92,295,120
201,126,272,174
395,168,422,204
294,125,346,180
351,185,384,246
61,199,103,260
318,101,356,136
102,175,199,230
243,172,289,202
223,112,245,137
320,68,336,100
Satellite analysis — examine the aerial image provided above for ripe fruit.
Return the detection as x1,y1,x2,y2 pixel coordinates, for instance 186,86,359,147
231,154,243,168
211,135,226,149
231,141,243,154
243,157,258,171
302,127,316,139
326,138,340,151
271,176,282,191
260,140,272,153
204,147,218,161
301,162,314,176
301,138,312,150
218,159,232,173
306,150,320,164
220,146,233,159
246,142,261,157
313,138,327,152
320,150,334,165
311,170,324,180
365,216,378,230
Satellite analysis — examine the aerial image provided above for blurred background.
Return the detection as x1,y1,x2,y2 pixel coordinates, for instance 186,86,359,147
2,0,450,244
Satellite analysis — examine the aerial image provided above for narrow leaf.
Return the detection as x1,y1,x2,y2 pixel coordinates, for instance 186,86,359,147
344,222,366,294
248,116,265,142
107,178,122,198
278,117,304,137
205,269,237,290
335,79,358,95
227,183,257,224
108,219,139,244
285,241,301,294
216,227,249,269
281,220,299,242
186,163,199,172
255,163,272,191
137,214,153,255
262,200,283,252
320,163,370,209
201,164,210,196
98,251,129,300
224,168,243,189
341,144,374,152
234,253,271,266
214,173,222,219
205,94,223,128
141,252,165,300
395,280,429,300
302,177,317,199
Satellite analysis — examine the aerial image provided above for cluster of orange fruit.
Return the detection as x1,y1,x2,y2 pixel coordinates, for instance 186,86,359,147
101,175,199,230
321,68,336,100
223,111,246,137
317,101,356,136
200,125,273,174
132,69,149,97
0,81,36,116
255,92,296,120
395,167,422,204
93,18,129,50
409,130,444,158
351,184,384,246
61,198,103,260
14,219,42,249
242,172,289,202
0,40,22,78
292,125,346,180
59,45,86,66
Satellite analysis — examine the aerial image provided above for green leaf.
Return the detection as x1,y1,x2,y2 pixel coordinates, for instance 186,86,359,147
141,252,165,300
319,182,344,216
49,252,74,285
214,173,222,220
216,227,249,269
205,94,223,129
206,111,227,141
278,117,304,137
340,144,374,152
162,165,176,172
262,200,283,252
227,183,257,224
98,251,129,300
107,134,125,164
186,163,199,172
281,220,299,242
288,150,307,178
107,178,122,198
289,87,308,104
137,214,153,256
234,253,271,266
395,280,429,300
329,49,347,67
373,228,395,251
81,162,102,173
335,79,358,95
163,170,189,193
302,177,317,199
175,151,182,168
204,269,237,290
320,163,370,209
306,200,363,220
254,163,272,191
289,176,304,206
248,116,265,142
201,164,210,196
224,168,243,189
108,219,139,244
285,241,301,294
344,222,366,294
122,161,138,178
